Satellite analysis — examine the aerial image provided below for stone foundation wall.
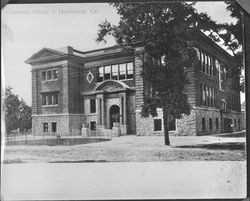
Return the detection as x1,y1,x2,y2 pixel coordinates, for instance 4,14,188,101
195,107,221,136
135,108,164,136
176,110,197,136
221,111,243,132
32,114,84,136
176,107,243,136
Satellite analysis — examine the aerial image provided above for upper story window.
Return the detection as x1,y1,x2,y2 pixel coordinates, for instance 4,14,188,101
199,50,215,77
112,65,118,80
97,62,134,82
104,65,111,80
127,62,133,79
41,68,58,81
200,84,216,107
53,69,58,79
218,63,226,91
119,63,126,80
42,92,59,106
98,67,104,82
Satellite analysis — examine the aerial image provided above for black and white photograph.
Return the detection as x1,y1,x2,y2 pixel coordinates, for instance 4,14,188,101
1,1,249,200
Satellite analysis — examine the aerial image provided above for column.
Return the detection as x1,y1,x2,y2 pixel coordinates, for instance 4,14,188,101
96,97,101,125
101,97,105,126
123,93,127,125
119,96,123,124
97,94,105,126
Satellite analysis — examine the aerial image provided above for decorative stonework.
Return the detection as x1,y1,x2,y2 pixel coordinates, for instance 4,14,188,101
86,71,94,83
96,80,128,92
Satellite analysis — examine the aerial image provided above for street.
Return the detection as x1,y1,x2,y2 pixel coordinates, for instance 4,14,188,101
1,161,246,200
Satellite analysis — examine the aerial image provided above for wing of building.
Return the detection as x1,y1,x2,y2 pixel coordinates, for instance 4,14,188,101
25,32,243,137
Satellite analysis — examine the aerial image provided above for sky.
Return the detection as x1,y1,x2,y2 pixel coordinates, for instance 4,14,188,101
1,2,245,106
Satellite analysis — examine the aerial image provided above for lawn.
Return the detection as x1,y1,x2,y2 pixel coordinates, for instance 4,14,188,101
3,134,246,163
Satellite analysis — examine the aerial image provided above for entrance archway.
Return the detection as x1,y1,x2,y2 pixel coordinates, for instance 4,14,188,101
110,105,120,129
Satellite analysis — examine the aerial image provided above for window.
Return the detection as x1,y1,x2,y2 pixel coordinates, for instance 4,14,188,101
112,65,118,80
47,71,52,80
216,118,219,130
119,63,126,80
219,63,225,91
98,67,104,82
42,92,59,106
104,65,111,80
234,119,237,128
48,94,52,105
200,50,215,77
204,54,208,74
202,118,206,131
51,122,57,132
127,62,134,79
154,119,162,131
169,118,176,131
238,119,240,130
209,118,213,130
90,121,96,130
43,123,48,132
54,93,58,105
90,99,96,113
53,69,58,79
97,62,134,82
41,69,58,81
42,95,47,106
200,84,216,107
200,84,203,105
208,56,211,75
42,71,46,81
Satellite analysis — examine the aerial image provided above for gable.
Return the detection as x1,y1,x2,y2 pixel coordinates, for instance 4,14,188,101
25,48,65,64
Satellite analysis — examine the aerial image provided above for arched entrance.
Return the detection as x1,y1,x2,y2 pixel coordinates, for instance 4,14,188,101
110,105,120,129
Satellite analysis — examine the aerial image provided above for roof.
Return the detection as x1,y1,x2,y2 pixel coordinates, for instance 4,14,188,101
25,30,238,65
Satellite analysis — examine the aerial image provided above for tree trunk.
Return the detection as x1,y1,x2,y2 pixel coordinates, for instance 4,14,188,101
163,107,170,145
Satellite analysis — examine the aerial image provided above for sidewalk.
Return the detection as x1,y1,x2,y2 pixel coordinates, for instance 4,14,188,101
2,161,246,200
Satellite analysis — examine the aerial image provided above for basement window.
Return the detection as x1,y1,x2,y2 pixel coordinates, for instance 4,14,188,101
154,119,162,131
43,123,48,132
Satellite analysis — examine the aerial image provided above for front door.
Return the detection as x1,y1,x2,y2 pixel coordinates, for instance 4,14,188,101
224,118,232,132
110,105,120,129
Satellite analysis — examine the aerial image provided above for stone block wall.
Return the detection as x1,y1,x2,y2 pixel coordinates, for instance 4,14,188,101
32,114,84,136
195,107,221,135
176,110,197,136
136,108,164,136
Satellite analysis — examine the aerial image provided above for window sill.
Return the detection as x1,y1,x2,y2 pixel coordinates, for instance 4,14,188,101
41,79,58,83
42,105,59,107
97,78,134,83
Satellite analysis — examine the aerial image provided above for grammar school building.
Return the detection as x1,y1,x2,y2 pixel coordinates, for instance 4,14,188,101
26,32,242,137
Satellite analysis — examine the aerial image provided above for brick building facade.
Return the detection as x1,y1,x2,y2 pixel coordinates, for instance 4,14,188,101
26,33,242,136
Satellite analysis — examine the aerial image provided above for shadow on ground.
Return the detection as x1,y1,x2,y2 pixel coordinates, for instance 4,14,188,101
49,160,108,163
174,142,245,150
211,132,246,138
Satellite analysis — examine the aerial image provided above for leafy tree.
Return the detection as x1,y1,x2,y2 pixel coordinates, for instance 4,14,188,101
96,2,220,145
223,1,245,92
4,86,31,135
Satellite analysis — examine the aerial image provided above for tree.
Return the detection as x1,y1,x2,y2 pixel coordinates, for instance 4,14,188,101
222,1,245,92
4,86,31,135
96,2,220,145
